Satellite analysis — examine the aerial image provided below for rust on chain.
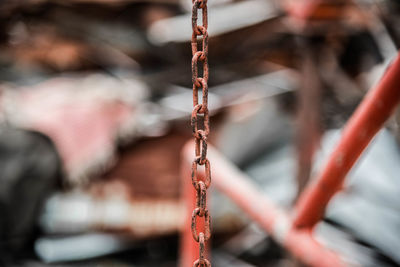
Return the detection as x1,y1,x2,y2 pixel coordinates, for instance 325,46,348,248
191,109,210,138
198,134,208,165
190,0,211,265
191,159,211,190
196,181,207,216
193,259,211,267
191,208,211,242
199,233,205,261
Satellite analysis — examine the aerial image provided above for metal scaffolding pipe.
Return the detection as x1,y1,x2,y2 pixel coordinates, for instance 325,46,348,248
293,52,400,228
179,160,205,267
179,52,400,267
181,142,347,267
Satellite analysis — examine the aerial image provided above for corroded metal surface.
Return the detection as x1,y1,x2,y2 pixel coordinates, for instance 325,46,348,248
294,52,400,229
190,0,211,266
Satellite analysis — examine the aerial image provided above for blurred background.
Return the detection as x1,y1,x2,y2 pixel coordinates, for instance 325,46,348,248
0,0,400,266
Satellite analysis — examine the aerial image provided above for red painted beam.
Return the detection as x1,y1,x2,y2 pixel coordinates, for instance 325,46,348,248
179,159,204,267
284,0,323,20
182,142,348,267
284,0,349,21
294,53,400,228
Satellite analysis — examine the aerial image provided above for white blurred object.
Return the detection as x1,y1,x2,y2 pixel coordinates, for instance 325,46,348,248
40,190,184,236
148,0,278,45
35,233,132,263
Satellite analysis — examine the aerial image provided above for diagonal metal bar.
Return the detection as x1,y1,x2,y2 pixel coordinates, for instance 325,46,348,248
181,142,347,267
294,52,400,229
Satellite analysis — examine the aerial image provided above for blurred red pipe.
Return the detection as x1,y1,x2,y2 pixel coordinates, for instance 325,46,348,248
284,0,322,20
284,0,349,21
294,53,400,228
179,159,202,267
181,142,347,267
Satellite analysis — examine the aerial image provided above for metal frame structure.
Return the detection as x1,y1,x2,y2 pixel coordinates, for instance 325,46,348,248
180,52,400,267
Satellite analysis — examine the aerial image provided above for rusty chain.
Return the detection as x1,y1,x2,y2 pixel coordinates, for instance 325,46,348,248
190,0,211,266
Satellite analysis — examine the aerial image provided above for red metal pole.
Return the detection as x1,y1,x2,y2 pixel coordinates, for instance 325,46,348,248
284,0,350,21
284,0,322,20
182,142,348,267
179,151,209,267
179,159,200,267
293,52,400,229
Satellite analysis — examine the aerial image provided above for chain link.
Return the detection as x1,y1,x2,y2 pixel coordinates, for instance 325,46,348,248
190,0,211,266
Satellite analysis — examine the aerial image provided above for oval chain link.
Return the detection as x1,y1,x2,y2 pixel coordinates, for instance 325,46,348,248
190,0,211,266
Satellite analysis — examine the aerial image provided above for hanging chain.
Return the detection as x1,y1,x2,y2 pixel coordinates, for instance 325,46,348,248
190,0,211,266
